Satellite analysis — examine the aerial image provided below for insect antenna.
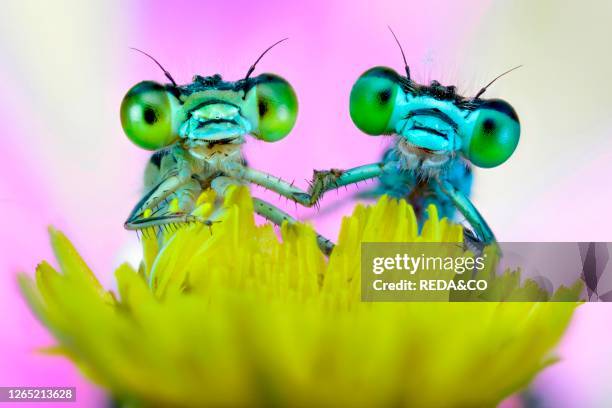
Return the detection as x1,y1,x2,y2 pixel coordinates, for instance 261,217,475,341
243,38,289,82
388,26,410,79
473,65,522,99
130,47,178,87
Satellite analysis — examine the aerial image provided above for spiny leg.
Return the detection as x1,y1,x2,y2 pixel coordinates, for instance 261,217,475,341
210,175,335,253
308,162,387,203
436,179,498,250
128,212,221,231
252,197,335,255
220,162,388,208
126,179,217,232
127,203,229,241
125,171,191,228
221,162,316,206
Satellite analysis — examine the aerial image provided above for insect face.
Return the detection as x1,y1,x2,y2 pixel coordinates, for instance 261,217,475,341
120,73,298,162
349,66,520,169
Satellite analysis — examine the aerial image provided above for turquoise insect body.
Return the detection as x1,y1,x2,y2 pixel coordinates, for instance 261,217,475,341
120,46,332,252
310,40,520,245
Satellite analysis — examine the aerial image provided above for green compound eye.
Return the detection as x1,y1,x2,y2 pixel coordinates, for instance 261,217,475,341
349,67,401,135
464,99,520,168
120,81,178,150
252,74,298,142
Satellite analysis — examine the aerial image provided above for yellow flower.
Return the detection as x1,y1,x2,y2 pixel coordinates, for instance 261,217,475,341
20,187,578,408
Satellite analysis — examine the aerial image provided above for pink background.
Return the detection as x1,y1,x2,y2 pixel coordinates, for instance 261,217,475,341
1,0,611,406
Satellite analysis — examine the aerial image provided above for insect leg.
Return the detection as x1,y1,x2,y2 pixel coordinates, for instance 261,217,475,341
252,197,335,255
124,210,225,230
124,178,225,230
124,172,192,229
222,163,316,206
308,163,386,204
436,179,496,245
